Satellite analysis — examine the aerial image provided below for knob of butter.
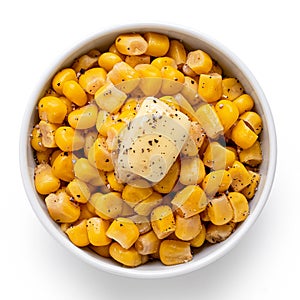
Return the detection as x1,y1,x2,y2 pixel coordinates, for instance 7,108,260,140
114,97,191,184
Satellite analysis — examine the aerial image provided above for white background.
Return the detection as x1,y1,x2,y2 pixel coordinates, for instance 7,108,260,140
1,0,299,299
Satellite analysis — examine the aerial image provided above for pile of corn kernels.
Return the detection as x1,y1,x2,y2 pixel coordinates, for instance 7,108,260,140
31,32,262,267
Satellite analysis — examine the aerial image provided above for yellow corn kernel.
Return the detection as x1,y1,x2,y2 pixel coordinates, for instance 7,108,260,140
159,240,192,266
79,204,96,220
210,60,223,75
240,111,263,135
92,192,123,220
153,160,180,194
34,163,60,195
95,81,128,114
134,64,162,96
203,141,236,170
52,151,75,182
115,33,148,56
135,230,161,255
36,148,53,164
66,178,90,204
200,208,210,222
59,96,73,114
98,52,123,72
134,192,163,216
116,109,136,124
228,161,252,192
125,54,150,67
175,214,202,241
190,225,206,247
158,95,180,111
107,172,124,192
95,110,112,136
119,202,134,217
151,205,176,239
107,61,140,93
222,78,244,100
90,244,111,258
181,76,199,105
38,96,67,124
109,242,143,267
227,192,249,222
202,170,232,197
88,137,114,172
231,120,258,149
106,217,140,249
78,67,107,95
166,39,187,67
52,68,78,95
215,100,239,133
60,223,70,232
182,63,197,77
38,120,58,148
173,93,198,121
106,121,126,151
54,126,85,152
49,149,61,166
151,56,177,70
186,49,213,74
72,51,100,74
121,97,138,111
233,94,254,115
62,80,88,106
68,104,98,130
207,194,233,225
74,158,106,185
31,126,47,152
122,185,153,208
179,156,206,185
65,219,90,247
83,129,97,157
241,171,260,199
198,73,222,103
206,222,236,243
108,44,126,60
239,140,262,167
195,104,224,139
186,121,206,150
171,185,207,218
45,190,80,223
86,217,111,246
160,65,185,95
144,32,169,57
129,215,151,235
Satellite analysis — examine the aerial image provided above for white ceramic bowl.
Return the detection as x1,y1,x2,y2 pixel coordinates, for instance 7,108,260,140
20,23,277,278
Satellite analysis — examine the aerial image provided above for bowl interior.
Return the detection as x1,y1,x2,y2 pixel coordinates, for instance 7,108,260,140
20,24,276,278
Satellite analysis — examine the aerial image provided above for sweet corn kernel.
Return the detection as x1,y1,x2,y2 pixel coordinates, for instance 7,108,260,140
45,190,80,223
171,185,207,218
144,32,170,57
198,73,222,103
231,120,258,149
228,161,252,192
227,192,249,222
207,194,233,225
65,219,89,247
151,205,176,239
106,218,140,249
159,240,192,266
86,217,112,246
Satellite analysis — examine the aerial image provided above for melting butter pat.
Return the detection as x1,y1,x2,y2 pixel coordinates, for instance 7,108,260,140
114,97,191,183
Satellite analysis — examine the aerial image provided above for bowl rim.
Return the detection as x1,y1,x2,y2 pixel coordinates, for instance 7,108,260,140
19,22,277,279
